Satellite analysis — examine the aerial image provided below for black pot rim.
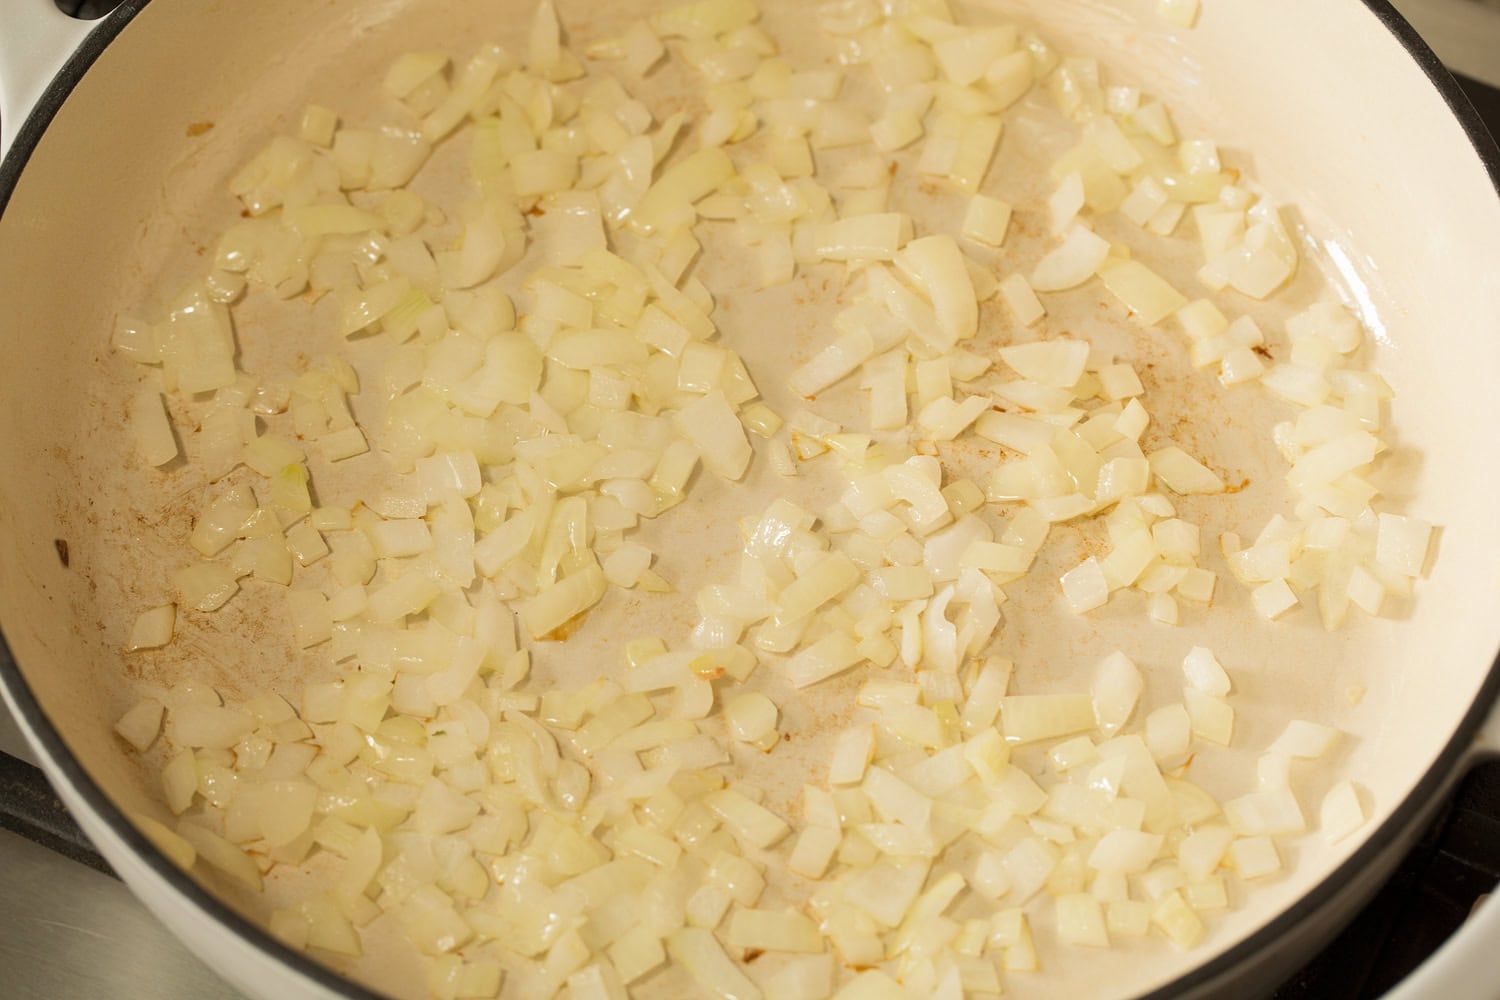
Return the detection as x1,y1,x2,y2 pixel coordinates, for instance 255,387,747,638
1,2,1497,999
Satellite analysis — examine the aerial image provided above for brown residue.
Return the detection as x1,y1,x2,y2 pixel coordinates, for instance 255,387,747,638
1252,344,1273,360
1077,529,1111,561
53,538,69,568
1222,478,1251,495
185,121,215,137
528,205,546,217
540,608,593,642
743,949,765,963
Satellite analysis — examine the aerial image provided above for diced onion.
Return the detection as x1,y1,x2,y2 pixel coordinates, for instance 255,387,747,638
131,391,179,467
1031,225,1110,292
1319,780,1365,843
106,2,1421,990
126,605,177,651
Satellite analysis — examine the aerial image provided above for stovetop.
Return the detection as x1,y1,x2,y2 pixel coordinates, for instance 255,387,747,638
1390,0,1500,88
0,709,244,999
1,6,1498,1000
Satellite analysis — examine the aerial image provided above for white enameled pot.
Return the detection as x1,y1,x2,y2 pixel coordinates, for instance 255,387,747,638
2,1,1498,998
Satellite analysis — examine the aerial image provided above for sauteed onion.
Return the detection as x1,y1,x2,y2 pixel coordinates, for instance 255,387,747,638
110,0,1423,995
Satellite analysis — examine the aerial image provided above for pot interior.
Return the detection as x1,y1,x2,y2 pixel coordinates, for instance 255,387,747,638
1,0,1498,997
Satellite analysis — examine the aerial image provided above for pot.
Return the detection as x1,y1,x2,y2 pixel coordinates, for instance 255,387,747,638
1,1,1498,998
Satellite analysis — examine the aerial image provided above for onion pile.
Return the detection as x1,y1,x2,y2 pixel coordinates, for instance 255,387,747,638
111,0,1425,997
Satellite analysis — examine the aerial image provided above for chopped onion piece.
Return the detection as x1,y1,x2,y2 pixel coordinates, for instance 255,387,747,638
608,927,665,984
1049,172,1086,234
1098,259,1187,325
1184,689,1234,746
1320,780,1365,843
1375,513,1431,578
1144,704,1191,760
114,698,165,751
1228,835,1281,878
961,195,1012,246
1002,694,1096,745
1158,0,1201,28
1088,831,1163,874
727,908,824,953
1000,339,1090,388
999,273,1045,325
788,633,865,689
131,391,178,467
1224,787,1305,836
127,605,176,651
1152,890,1204,948
814,213,908,262
1251,578,1299,619
1061,557,1109,614
177,822,263,891
674,391,752,480
725,692,778,746
1149,448,1224,494
1092,651,1142,736
1267,720,1340,759
173,563,239,612
1031,225,1110,292
522,566,608,639
706,788,790,848
1182,646,1231,696
893,235,977,350
666,928,762,1000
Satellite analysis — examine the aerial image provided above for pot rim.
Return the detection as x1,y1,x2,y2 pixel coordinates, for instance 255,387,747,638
0,1,1497,998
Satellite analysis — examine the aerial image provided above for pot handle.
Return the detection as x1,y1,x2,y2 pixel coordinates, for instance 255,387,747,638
0,4,101,162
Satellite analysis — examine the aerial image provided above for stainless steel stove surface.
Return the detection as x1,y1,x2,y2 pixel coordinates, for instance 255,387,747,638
0,828,244,999
0,711,244,999
1390,0,1500,87
0,3,1497,1000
